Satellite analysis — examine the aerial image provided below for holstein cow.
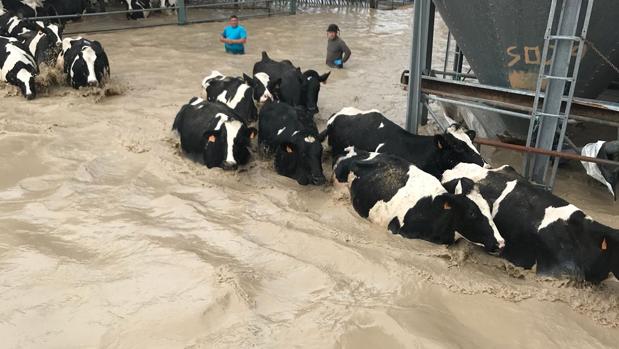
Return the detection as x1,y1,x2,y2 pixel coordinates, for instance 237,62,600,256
58,37,109,88
320,107,488,178
42,0,93,23
333,147,504,253
442,163,619,283
0,39,37,99
580,140,619,200
125,0,151,20
258,101,326,185
250,51,330,114
0,9,38,37
0,0,44,17
201,70,257,124
18,23,62,65
172,97,257,170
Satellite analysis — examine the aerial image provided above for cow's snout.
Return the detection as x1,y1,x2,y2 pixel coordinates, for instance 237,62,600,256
311,174,326,185
222,161,238,171
486,240,504,256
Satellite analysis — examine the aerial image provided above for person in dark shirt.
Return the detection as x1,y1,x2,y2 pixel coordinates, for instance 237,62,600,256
219,15,247,54
326,24,351,68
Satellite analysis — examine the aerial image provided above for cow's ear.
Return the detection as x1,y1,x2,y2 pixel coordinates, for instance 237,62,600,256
203,131,220,143
319,71,331,84
247,127,258,139
261,51,269,61
441,195,456,210
280,142,295,154
434,134,448,150
243,73,253,84
466,130,476,141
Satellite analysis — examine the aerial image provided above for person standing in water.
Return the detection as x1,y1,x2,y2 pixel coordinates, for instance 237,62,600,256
326,24,351,68
219,15,247,54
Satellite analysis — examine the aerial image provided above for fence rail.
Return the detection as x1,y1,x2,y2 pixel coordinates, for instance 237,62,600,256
14,0,411,34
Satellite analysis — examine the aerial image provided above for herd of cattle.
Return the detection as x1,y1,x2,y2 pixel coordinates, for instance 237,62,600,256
0,0,177,21
0,5,109,98
171,51,619,285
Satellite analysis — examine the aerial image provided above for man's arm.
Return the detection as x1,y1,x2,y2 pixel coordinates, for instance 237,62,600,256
341,40,352,63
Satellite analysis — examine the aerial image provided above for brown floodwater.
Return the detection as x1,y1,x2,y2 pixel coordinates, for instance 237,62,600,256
1,6,618,348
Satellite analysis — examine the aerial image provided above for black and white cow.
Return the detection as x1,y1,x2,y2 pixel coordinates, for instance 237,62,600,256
320,107,488,178
0,40,37,99
0,9,37,36
43,0,92,23
172,97,257,170
332,147,503,253
125,0,150,20
441,163,619,283
250,51,330,114
58,37,109,88
258,100,326,185
0,0,44,18
18,23,62,65
201,70,257,124
581,140,619,200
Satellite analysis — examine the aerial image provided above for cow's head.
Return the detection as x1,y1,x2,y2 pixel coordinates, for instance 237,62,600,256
36,21,63,47
69,45,99,87
244,72,280,104
5,45,37,100
15,67,36,100
598,141,619,200
201,70,225,92
202,115,257,170
435,193,502,254
433,124,487,172
301,70,330,114
274,133,326,185
442,177,505,253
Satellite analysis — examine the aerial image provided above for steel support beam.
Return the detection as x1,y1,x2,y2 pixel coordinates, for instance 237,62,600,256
177,0,187,25
530,0,582,184
405,0,432,134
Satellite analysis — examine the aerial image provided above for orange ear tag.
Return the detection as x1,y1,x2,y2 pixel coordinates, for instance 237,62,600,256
286,146,293,153
443,202,452,210
208,135,216,143
601,238,608,251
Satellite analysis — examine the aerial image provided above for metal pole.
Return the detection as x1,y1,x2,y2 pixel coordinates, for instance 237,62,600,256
290,0,297,14
177,0,187,25
530,0,582,184
475,138,619,168
405,0,432,134
452,45,463,80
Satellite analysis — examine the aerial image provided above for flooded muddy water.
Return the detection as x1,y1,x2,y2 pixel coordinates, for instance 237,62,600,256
1,6,618,348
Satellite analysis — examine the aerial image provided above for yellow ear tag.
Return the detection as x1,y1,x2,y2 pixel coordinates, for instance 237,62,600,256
286,146,293,153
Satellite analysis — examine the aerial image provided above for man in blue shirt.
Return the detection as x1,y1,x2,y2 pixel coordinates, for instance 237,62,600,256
219,15,247,55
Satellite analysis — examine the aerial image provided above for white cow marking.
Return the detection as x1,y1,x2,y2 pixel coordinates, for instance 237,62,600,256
224,120,243,165
369,165,446,228
492,180,517,218
277,127,286,135
379,122,385,128
304,136,316,143
447,125,481,155
375,143,385,152
327,107,383,126
538,204,580,231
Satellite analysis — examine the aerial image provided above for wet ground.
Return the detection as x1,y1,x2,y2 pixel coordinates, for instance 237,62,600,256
1,6,618,348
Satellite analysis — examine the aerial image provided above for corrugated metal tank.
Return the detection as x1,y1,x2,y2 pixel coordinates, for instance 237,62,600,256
433,0,619,98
